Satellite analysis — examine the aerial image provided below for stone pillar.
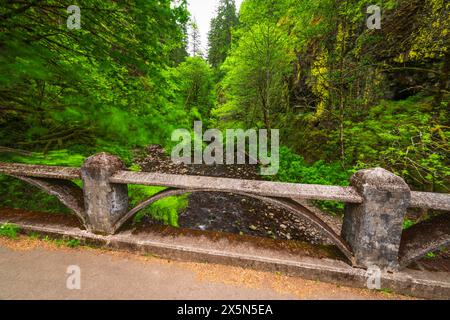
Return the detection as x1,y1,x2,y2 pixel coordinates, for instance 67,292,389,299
81,153,128,234
342,168,411,271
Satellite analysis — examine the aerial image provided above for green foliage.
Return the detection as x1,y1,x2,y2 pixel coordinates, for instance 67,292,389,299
341,96,449,191
1,150,85,167
65,239,81,248
0,223,20,239
379,288,393,295
217,0,449,194
425,251,436,259
208,0,239,69
273,146,355,213
0,0,191,154
129,185,189,227
129,164,142,172
216,18,294,129
402,218,415,230
0,0,449,221
57,238,81,248
275,147,354,186
28,232,41,240
173,57,216,123
38,235,82,248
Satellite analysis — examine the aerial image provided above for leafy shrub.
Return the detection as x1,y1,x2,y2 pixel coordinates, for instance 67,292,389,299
341,96,449,192
272,146,356,214
275,146,355,186
0,223,20,239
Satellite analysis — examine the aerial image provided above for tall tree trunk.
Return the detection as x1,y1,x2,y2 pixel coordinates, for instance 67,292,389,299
338,2,348,165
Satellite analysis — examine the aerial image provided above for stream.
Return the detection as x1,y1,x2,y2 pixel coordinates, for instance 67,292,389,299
136,145,341,245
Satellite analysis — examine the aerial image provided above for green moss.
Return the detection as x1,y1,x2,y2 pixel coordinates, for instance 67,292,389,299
0,150,84,166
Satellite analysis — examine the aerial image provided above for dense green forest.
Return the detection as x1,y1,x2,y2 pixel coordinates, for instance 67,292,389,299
210,0,449,193
0,0,449,220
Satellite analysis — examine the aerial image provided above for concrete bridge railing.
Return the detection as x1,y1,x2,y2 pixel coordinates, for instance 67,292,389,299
1,152,449,271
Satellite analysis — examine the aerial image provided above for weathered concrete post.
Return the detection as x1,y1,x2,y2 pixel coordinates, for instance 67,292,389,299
81,153,128,234
342,168,411,271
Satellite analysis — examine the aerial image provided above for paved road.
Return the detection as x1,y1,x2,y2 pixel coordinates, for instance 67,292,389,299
0,239,409,300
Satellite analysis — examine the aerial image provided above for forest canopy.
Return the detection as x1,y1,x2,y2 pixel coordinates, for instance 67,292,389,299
211,0,449,192
0,0,449,198
0,0,193,160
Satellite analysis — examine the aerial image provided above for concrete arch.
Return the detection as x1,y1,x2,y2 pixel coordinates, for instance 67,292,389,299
399,213,450,268
10,175,88,228
117,188,355,264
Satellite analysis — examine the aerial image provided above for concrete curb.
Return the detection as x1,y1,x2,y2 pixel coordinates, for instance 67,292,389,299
0,215,449,299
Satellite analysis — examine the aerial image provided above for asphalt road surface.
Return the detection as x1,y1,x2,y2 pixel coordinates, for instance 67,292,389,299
0,238,410,300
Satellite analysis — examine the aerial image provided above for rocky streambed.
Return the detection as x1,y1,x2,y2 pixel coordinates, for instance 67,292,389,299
136,145,342,245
